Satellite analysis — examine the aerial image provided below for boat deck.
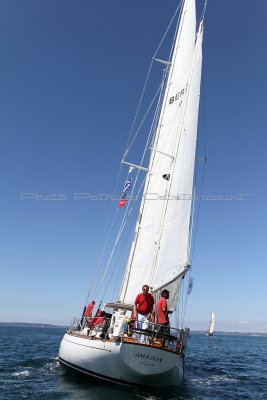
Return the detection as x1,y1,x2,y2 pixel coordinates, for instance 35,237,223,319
68,330,182,354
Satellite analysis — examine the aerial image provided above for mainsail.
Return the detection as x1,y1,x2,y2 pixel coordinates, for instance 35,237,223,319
208,312,216,335
119,0,204,306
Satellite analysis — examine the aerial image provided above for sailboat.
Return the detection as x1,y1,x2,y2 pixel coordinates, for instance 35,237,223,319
206,312,215,336
59,0,207,387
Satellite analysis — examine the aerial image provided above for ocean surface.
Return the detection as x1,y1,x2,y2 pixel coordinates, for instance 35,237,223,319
0,326,266,400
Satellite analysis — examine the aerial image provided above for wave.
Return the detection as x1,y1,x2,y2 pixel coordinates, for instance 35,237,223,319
12,370,30,378
191,374,238,384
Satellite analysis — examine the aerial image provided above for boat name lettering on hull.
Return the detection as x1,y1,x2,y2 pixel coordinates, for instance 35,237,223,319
135,353,163,362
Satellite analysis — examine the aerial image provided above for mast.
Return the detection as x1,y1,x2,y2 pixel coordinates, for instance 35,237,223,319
119,0,204,307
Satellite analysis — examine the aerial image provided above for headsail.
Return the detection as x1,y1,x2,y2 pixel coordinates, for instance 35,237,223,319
119,0,204,306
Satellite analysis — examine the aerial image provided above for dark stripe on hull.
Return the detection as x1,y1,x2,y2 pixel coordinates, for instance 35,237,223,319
59,356,145,387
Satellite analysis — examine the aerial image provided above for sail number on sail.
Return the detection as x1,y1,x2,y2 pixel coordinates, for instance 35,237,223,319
169,86,186,105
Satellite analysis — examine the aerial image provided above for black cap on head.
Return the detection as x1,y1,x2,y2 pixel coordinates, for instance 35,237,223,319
161,289,170,296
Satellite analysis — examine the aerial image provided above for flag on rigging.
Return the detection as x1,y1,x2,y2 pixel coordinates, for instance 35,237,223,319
118,199,127,208
118,177,133,208
187,277,194,295
123,178,132,192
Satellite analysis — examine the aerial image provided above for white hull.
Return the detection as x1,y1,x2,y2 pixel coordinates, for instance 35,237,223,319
59,333,184,387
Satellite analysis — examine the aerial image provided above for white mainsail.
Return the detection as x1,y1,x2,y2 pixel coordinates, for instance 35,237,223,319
120,0,204,305
207,312,216,335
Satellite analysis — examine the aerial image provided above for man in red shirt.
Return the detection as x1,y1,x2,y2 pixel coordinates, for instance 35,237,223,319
157,289,170,334
134,285,154,343
85,300,96,317
84,300,96,326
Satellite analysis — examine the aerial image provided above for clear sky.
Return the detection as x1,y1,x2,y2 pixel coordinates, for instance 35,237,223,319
1,0,266,333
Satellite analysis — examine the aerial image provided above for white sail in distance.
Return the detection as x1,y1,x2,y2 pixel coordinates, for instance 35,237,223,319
208,312,215,335
120,0,204,305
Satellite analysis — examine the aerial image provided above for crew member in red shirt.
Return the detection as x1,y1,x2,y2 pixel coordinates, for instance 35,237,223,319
157,289,170,334
89,308,102,328
90,311,106,330
85,300,95,317
133,284,154,343
84,300,96,326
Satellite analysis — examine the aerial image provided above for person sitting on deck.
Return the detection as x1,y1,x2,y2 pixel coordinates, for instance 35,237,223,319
90,310,106,330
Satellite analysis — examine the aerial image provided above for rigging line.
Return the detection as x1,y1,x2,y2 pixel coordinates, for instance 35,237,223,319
148,66,170,151
84,2,184,306
175,284,182,329
100,178,147,302
96,174,147,299
183,47,208,324
96,218,127,296
189,190,196,252
101,209,138,303
124,81,165,158
103,234,131,303
182,179,206,322
98,95,153,300
188,133,201,257
85,208,120,303
153,1,183,61
181,277,187,328
123,1,183,159
190,156,206,264
84,138,126,304
139,68,167,168
87,58,159,302
122,59,153,159
84,189,122,305
124,72,165,211
113,175,146,295
200,0,208,24
85,77,155,302
117,178,150,300
85,109,137,303
188,54,207,267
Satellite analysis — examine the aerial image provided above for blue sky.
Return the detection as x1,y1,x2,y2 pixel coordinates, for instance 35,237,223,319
1,0,266,332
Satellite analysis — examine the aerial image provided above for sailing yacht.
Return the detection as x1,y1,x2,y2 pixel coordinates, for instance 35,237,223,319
59,0,207,387
206,312,216,336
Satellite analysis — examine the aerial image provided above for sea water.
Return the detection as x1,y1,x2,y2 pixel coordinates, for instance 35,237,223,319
0,325,266,399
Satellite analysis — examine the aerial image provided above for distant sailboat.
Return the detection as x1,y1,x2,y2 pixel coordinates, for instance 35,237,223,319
206,312,215,336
